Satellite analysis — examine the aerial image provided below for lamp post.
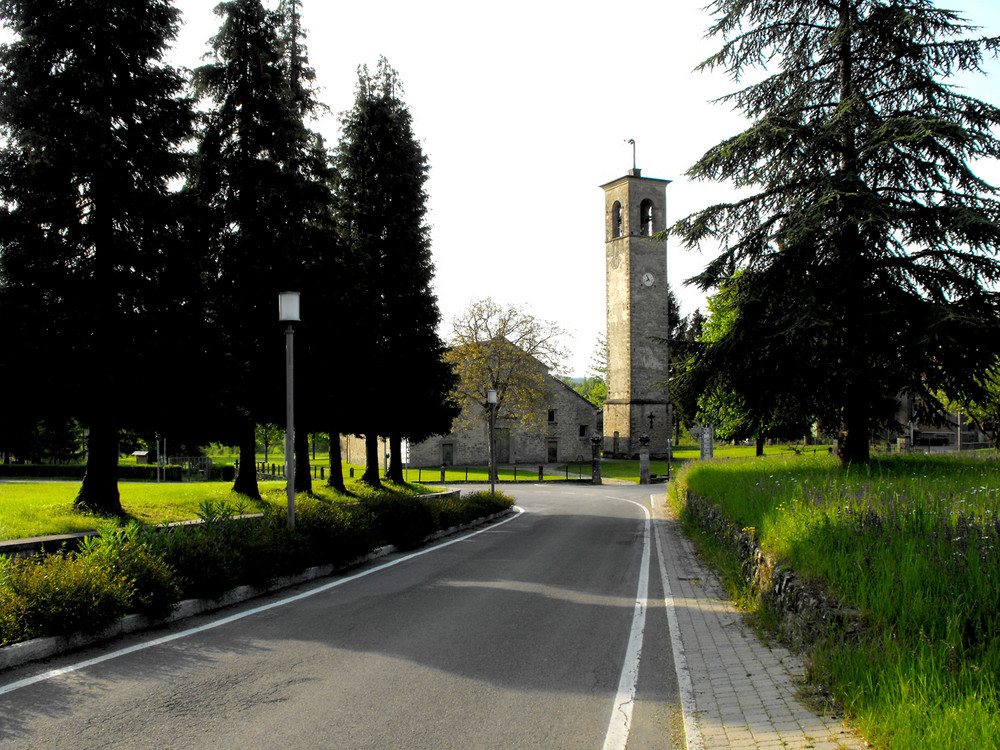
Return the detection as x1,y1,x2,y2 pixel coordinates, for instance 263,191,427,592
279,291,300,530
487,389,497,497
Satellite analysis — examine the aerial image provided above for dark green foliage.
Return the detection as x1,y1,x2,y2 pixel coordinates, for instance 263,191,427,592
360,495,437,550
673,0,1000,464
0,464,184,481
188,0,336,499
77,523,181,620
0,552,131,646
335,58,458,485
0,0,194,513
430,491,515,530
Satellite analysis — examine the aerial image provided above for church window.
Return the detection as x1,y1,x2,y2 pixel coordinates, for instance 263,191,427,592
611,201,623,238
640,199,654,236
548,409,556,423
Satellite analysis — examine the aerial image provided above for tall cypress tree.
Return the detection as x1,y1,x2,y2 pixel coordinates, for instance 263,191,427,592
335,58,457,486
189,0,323,499
674,0,1000,464
0,0,192,513
275,0,341,495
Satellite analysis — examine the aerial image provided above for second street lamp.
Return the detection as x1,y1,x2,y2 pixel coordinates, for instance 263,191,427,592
279,291,300,530
487,389,497,497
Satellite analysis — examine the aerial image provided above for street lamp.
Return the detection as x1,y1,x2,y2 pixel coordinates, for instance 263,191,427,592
487,389,497,497
279,291,300,530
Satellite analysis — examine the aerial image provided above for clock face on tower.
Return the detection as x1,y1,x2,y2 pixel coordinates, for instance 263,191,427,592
641,272,655,287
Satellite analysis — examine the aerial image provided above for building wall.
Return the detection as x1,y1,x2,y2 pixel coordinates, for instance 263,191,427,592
407,377,599,467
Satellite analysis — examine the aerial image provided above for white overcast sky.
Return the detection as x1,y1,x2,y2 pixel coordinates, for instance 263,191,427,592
156,1,1000,373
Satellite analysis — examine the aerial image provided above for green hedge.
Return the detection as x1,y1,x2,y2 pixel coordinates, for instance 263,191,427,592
0,464,184,481
0,491,515,647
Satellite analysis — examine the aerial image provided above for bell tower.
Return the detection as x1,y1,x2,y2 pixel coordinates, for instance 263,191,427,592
601,167,671,458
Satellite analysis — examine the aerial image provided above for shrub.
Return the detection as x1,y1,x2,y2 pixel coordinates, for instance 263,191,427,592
77,522,181,620
361,495,437,550
144,499,258,600
0,552,131,646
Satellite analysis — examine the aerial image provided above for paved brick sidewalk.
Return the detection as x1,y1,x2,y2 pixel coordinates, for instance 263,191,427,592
651,494,867,750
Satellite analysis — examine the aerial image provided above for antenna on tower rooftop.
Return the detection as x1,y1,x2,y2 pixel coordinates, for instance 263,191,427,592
625,138,636,171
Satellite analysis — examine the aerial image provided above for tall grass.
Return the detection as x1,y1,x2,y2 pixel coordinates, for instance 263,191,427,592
676,454,1000,750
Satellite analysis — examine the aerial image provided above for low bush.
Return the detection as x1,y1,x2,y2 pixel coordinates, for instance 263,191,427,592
0,552,131,646
77,522,182,619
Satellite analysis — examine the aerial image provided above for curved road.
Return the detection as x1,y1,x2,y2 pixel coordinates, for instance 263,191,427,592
0,484,686,749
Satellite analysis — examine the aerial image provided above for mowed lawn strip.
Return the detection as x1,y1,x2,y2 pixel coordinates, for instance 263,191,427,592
0,479,438,542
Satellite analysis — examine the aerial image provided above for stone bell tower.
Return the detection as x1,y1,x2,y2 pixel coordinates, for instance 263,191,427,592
601,168,671,458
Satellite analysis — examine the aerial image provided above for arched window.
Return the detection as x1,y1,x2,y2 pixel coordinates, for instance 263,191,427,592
640,199,654,237
612,201,623,238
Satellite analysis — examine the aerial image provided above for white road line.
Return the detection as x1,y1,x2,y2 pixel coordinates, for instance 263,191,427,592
602,497,651,750
652,497,704,750
0,507,526,697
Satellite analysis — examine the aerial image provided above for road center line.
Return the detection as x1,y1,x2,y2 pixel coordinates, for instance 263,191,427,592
0,507,526,697
602,497,651,750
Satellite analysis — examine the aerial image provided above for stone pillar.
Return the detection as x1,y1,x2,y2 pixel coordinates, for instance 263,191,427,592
639,434,651,484
699,424,715,460
590,434,603,485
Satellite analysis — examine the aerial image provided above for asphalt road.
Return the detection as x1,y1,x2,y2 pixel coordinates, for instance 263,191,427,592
0,483,685,749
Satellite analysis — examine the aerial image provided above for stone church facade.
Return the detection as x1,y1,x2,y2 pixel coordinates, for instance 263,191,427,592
408,369,599,468
340,354,599,471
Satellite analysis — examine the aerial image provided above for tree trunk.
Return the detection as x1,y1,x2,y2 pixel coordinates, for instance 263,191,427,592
361,433,382,488
327,430,346,492
294,426,312,494
387,434,404,484
74,415,122,515
233,419,261,499
755,435,765,457
838,385,871,465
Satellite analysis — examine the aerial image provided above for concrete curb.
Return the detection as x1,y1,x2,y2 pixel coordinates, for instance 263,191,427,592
0,508,514,673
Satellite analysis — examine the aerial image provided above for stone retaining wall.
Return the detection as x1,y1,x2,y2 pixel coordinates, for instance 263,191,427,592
685,490,864,649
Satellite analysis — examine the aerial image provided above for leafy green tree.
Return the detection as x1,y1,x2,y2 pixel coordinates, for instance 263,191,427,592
569,335,608,408
446,299,568,452
275,0,340,495
693,276,813,454
0,0,192,513
567,376,607,409
669,307,705,443
335,58,457,486
673,0,1000,464
649,285,688,445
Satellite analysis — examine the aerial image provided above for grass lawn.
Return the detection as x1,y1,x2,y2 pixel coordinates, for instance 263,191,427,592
675,452,1000,749
0,475,436,542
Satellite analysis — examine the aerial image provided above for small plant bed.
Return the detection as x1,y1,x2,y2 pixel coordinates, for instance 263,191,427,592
0,488,514,649
672,453,1000,749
